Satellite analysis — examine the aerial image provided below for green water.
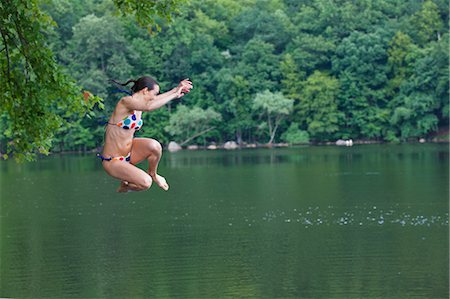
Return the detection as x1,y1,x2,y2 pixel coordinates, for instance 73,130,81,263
1,144,448,298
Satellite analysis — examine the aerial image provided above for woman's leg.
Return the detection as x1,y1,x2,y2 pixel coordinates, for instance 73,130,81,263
130,138,169,191
102,160,153,192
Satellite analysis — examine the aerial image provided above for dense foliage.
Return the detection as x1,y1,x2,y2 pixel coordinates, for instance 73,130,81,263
0,0,103,160
0,0,184,159
2,0,448,156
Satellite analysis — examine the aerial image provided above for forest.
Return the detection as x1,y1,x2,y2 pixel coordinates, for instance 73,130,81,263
1,0,449,157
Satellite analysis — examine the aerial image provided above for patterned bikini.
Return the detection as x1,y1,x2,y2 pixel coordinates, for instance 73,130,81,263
97,112,143,162
115,112,143,131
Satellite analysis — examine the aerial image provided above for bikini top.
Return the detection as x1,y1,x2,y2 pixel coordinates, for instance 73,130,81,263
111,112,143,130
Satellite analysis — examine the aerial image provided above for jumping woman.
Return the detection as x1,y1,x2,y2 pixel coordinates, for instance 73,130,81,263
98,76,193,192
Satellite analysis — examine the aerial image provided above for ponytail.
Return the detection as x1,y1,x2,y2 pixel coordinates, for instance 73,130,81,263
109,79,136,87
109,76,158,94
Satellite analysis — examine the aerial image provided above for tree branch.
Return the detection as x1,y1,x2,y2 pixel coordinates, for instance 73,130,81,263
0,26,11,84
180,127,215,146
10,7,34,85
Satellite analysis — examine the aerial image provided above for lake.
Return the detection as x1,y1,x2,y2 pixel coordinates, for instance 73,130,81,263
1,144,448,298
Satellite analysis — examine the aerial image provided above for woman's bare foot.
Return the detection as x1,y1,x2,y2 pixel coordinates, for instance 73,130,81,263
117,181,129,193
151,174,169,191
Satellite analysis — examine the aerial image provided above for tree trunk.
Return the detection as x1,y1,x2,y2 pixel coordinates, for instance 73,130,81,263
268,116,282,144
236,128,242,144
267,112,273,144
269,123,278,144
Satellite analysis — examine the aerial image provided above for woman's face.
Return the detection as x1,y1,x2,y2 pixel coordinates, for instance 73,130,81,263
147,85,160,98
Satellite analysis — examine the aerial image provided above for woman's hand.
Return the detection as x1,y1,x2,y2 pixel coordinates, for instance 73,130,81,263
175,78,193,98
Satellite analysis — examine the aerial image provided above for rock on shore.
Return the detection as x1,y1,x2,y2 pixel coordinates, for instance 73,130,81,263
223,141,238,149
168,141,182,152
336,139,353,146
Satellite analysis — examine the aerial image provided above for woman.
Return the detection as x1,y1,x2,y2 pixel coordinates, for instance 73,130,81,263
98,76,193,192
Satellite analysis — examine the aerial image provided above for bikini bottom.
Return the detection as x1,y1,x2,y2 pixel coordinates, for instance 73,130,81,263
97,152,131,162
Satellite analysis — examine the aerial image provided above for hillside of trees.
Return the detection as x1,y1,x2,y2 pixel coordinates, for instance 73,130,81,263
2,0,449,155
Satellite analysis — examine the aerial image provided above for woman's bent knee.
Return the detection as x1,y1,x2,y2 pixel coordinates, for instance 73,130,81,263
138,175,152,190
149,139,162,155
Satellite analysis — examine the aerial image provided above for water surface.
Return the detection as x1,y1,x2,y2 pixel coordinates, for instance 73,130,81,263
1,144,448,298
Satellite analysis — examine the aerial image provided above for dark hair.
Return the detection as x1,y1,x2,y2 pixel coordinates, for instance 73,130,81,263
111,76,158,94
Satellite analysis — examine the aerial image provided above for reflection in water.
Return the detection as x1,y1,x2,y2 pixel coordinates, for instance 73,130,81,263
0,144,448,298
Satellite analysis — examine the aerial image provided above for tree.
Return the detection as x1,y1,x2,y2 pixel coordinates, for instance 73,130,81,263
64,14,133,99
280,53,305,100
165,105,222,145
286,33,335,76
281,122,310,144
112,0,186,32
231,1,293,52
389,35,449,140
235,38,281,93
409,0,444,45
190,8,230,49
252,90,294,144
215,69,253,144
386,31,418,98
332,31,389,139
296,71,342,140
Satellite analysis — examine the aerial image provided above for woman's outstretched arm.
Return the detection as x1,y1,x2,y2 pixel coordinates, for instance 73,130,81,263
122,79,192,112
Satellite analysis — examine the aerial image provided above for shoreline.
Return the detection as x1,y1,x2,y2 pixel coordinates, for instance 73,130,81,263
3,136,448,160
47,138,449,156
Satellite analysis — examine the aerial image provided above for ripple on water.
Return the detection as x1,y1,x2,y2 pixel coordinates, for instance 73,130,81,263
222,204,449,228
